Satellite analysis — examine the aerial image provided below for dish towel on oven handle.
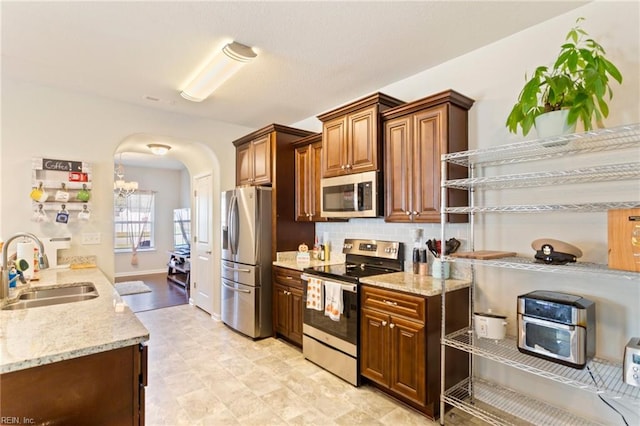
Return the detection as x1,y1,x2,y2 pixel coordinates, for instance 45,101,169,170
306,277,324,311
324,281,343,321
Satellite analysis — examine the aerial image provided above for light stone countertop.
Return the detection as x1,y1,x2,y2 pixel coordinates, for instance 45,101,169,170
360,271,470,297
272,251,345,271
0,267,149,374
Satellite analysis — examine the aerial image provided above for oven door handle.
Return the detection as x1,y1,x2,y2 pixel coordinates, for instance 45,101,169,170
302,274,357,293
521,315,576,330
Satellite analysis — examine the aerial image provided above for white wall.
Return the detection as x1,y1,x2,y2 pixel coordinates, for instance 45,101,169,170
1,80,251,285
299,2,640,424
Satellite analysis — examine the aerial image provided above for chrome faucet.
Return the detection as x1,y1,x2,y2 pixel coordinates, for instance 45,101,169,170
1,233,49,299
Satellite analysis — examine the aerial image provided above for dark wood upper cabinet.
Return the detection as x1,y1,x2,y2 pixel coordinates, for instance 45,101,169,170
318,93,405,178
235,133,272,186
293,133,329,222
382,90,474,223
232,124,316,258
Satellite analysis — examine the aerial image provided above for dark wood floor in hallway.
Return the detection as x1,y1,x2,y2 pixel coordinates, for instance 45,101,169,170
115,273,188,313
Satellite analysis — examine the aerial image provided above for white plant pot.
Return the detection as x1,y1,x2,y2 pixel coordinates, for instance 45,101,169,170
534,109,577,139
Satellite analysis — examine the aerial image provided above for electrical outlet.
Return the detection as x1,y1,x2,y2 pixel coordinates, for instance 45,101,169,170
82,233,101,245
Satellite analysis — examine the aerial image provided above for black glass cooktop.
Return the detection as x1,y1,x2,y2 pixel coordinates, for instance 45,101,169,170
303,263,400,283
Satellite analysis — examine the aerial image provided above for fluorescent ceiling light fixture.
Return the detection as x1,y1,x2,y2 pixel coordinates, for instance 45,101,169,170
180,41,257,102
147,143,172,156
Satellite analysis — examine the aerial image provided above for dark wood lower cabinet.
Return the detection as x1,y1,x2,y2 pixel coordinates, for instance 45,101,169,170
0,344,147,425
273,266,304,347
361,285,469,420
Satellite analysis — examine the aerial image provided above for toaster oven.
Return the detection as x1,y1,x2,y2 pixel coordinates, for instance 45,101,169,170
517,290,595,369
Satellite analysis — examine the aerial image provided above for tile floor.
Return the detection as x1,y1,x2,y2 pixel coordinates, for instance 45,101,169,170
136,304,482,426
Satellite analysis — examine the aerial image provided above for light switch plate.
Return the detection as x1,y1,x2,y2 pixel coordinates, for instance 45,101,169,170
82,232,101,245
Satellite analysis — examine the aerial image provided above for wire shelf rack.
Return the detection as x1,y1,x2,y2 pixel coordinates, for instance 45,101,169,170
443,377,603,426
443,328,640,407
443,162,640,190
445,255,640,281
444,201,640,214
442,123,640,167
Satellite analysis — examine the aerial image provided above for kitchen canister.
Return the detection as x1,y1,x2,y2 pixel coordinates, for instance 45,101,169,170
474,311,507,340
431,258,450,279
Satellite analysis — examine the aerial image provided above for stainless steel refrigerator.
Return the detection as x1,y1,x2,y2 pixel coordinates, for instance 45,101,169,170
221,186,273,338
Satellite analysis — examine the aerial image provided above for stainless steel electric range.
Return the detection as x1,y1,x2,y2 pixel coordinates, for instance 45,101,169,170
301,238,404,386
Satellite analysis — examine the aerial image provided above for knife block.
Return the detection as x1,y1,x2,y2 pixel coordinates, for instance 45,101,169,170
608,208,640,273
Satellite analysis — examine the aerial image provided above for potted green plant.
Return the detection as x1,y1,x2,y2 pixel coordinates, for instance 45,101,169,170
506,17,623,137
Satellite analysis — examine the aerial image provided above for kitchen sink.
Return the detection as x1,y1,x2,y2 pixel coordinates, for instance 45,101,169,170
18,283,96,300
2,283,99,310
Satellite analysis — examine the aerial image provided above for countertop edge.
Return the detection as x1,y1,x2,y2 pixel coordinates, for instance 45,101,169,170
360,272,471,297
1,335,149,374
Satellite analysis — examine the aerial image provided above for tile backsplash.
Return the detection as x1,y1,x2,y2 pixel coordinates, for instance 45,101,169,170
316,218,470,274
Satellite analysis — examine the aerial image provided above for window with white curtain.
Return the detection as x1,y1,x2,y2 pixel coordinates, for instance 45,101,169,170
114,190,155,252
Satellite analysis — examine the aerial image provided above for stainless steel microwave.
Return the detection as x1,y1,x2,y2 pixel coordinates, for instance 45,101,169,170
320,170,381,218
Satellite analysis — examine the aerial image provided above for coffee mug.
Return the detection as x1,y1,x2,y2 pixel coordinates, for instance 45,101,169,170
78,205,91,221
77,184,91,202
30,183,49,202
55,183,70,202
56,205,69,224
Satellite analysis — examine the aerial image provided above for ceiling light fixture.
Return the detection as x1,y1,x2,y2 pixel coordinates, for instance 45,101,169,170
180,41,257,102
114,163,138,198
147,143,172,156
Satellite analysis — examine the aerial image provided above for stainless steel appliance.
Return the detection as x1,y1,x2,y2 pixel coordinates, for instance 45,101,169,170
302,238,403,385
221,186,273,339
320,170,381,218
517,290,595,369
623,337,640,387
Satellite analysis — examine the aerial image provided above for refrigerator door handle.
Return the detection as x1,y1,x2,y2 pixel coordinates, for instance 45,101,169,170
229,192,239,255
222,264,251,273
222,281,252,294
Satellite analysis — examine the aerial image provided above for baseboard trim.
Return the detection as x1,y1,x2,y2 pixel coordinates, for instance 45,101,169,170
114,268,167,278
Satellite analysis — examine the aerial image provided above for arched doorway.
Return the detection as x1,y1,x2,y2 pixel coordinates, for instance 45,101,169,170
113,134,221,318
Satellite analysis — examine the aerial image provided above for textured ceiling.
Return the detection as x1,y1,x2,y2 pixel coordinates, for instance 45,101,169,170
2,1,589,131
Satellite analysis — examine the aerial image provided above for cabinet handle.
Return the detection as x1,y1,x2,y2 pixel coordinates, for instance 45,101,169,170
412,211,418,216
383,300,398,306
389,323,395,329
341,165,346,170
405,211,411,216
382,320,387,327
346,164,352,169
285,276,293,280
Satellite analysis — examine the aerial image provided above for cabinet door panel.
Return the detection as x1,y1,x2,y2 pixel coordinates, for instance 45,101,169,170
349,106,377,172
360,308,390,386
289,286,304,345
273,282,289,336
413,107,445,222
294,145,311,221
389,316,426,405
310,141,324,221
384,116,412,222
252,134,272,185
322,117,347,177
236,143,252,186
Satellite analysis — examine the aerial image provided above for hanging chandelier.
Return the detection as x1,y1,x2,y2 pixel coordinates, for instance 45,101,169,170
114,163,138,198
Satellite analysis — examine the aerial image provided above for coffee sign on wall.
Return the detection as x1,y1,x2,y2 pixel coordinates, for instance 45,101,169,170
41,158,84,172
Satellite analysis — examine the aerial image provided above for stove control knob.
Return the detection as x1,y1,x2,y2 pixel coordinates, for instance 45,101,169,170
344,243,353,249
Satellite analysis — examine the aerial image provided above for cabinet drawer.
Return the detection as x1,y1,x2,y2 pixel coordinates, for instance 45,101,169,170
361,285,425,323
273,267,302,289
